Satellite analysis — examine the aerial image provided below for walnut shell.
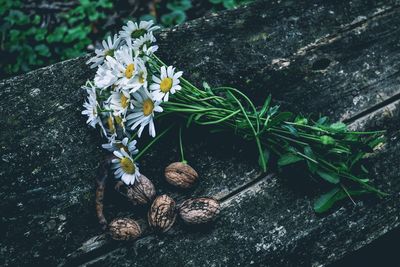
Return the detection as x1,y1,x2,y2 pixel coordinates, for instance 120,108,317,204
108,218,142,241
115,174,156,205
148,195,176,233
165,162,198,189
179,198,221,224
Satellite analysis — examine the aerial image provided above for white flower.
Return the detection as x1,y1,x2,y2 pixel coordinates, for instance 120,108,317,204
81,82,107,135
94,60,119,89
82,84,99,127
125,58,148,94
150,66,183,102
101,46,144,92
119,20,160,45
102,137,139,155
111,148,140,185
86,34,121,68
109,90,131,117
132,32,158,57
126,88,163,137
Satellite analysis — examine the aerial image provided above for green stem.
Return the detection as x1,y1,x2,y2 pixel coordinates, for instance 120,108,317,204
179,126,187,164
133,124,174,161
226,90,266,172
197,110,241,125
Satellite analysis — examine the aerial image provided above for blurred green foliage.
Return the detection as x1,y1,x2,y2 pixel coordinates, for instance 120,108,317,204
208,0,254,9
0,0,113,77
159,0,254,26
0,0,254,78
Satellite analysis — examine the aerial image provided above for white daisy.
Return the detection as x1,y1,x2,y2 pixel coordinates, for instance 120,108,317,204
132,32,158,57
111,148,140,185
119,20,160,45
126,88,163,137
104,46,144,91
124,58,148,94
109,90,131,117
81,82,107,135
82,85,99,127
150,66,183,102
86,34,121,68
94,60,119,89
102,137,139,155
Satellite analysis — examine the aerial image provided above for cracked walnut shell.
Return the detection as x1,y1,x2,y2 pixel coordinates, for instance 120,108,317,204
165,162,198,189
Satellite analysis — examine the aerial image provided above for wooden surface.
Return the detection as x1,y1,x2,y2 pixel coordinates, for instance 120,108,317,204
1,0,400,266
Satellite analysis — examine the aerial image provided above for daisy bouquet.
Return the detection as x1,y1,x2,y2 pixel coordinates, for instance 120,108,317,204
82,20,386,213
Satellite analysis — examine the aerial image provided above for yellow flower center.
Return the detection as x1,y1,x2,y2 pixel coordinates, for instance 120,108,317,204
142,98,154,116
115,116,123,125
120,94,129,108
139,71,145,84
125,64,135,79
160,78,173,93
107,116,115,133
120,157,135,174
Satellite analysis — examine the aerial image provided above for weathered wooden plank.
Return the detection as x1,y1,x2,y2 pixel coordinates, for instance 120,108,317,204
79,100,400,267
71,0,400,265
158,0,400,121
1,0,400,266
68,0,400,264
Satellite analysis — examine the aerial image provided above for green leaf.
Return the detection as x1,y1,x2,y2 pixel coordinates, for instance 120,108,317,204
278,154,303,166
316,170,340,184
316,116,328,125
269,111,293,127
161,10,187,26
34,28,47,41
282,124,298,137
64,25,90,43
259,94,271,117
307,160,318,174
209,0,223,4
32,15,41,25
320,135,335,145
314,188,368,213
47,26,67,43
223,0,236,9
294,115,308,125
330,122,347,132
34,44,50,57
6,10,29,25
313,188,341,213
167,0,192,11
267,105,280,116
304,146,316,160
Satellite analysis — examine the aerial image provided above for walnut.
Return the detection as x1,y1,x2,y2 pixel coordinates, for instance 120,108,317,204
165,162,198,189
178,198,221,224
148,195,176,233
115,174,156,205
108,218,142,241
